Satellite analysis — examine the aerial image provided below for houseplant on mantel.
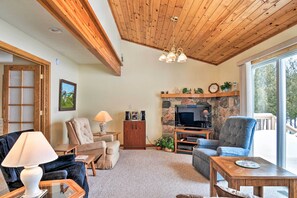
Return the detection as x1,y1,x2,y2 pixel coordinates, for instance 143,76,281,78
220,82,232,92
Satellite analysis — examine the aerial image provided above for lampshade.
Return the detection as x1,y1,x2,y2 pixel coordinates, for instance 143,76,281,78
158,53,167,61
2,132,58,167
177,52,187,63
166,51,176,63
94,111,113,123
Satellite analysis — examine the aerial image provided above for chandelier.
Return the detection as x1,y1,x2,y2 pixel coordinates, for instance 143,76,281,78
158,16,187,63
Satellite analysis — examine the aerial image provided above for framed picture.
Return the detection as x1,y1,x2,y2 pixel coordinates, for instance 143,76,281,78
131,111,138,120
59,79,77,111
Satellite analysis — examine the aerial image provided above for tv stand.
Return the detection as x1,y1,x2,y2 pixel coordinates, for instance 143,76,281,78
174,128,212,154
184,128,205,131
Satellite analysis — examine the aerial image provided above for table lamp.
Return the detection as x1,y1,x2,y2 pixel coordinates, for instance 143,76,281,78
94,111,113,135
1,132,58,198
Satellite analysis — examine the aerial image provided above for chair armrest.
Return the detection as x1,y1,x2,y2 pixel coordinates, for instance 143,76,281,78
42,154,75,172
42,170,68,181
77,141,106,153
217,146,249,156
93,134,114,142
196,139,219,150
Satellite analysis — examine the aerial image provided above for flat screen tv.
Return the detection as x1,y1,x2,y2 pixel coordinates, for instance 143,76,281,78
175,103,211,129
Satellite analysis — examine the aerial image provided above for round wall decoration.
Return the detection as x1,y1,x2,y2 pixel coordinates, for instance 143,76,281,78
208,83,219,93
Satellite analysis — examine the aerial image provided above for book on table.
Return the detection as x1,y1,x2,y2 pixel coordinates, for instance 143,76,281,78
75,155,88,161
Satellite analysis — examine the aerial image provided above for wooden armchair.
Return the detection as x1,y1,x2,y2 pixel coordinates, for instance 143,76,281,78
66,118,120,169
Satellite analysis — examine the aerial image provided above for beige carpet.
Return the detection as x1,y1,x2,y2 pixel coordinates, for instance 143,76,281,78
88,148,288,198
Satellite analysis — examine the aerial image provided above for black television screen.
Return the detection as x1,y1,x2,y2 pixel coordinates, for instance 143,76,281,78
175,104,211,129
179,112,194,125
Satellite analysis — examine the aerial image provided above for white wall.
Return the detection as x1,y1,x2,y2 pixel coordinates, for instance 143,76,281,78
78,40,218,143
0,18,80,146
217,25,297,85
89,0,122,58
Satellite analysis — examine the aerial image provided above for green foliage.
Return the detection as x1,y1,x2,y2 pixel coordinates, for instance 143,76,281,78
254,55,297,120
194,88,204,94
154,137,163,147
154,136,174,150
254,63,277,115
220,82,232,91
285,57,297,120
182,88,191,94
60,91,74,108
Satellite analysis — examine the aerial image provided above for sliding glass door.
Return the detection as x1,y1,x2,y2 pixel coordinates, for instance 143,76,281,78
283,54,297,174
253,60,277,165
252,52,297,174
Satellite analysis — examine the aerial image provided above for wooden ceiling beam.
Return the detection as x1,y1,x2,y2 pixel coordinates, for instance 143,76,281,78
38,0,122,76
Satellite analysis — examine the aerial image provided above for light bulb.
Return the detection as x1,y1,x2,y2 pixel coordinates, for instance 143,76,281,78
177,52,187,63
159,53,167,61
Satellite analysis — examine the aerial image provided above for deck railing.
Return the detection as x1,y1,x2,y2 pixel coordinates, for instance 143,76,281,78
254,113,297,135
254,113,276,130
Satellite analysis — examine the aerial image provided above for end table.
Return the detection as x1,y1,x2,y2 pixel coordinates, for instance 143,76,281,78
54,144,78,155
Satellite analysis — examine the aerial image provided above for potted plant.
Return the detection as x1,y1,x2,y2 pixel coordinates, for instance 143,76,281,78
220,82,232,92
182,88,191,94
163,136,174,152
194,88,204,94
154,137,163,150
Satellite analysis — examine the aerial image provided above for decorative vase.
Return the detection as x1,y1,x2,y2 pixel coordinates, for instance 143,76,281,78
125,111,131,120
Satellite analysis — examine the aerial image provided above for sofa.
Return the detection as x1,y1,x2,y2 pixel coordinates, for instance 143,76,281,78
0,130,89,197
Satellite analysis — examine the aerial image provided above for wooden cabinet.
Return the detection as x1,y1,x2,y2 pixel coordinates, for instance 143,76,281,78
174,128,211,154
124,121,146,149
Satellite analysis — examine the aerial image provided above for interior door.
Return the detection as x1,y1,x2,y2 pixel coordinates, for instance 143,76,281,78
2,65,41,133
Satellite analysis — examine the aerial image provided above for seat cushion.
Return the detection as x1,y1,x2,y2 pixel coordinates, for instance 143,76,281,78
192,148,218,163
106,140,120,155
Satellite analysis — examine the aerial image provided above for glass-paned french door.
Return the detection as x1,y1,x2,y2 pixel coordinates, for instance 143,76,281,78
253,52,297,174
2,65,40,133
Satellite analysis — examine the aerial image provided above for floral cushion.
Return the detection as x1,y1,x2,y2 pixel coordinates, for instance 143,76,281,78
214,184,261,198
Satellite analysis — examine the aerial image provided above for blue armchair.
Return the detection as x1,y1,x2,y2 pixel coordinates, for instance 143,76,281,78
0,130,89,197
192,116,257,179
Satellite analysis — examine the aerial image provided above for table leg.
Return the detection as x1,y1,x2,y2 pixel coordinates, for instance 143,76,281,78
253,186,263,197
210,160,217,196
91,161,96,176
289,180,297,198
228,180,240,191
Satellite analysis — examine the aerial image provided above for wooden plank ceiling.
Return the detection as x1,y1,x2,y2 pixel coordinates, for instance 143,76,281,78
109,0,297,65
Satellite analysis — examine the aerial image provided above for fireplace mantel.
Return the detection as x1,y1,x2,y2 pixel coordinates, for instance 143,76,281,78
161,91,239,98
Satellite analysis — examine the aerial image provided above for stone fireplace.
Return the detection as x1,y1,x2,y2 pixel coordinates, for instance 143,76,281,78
161,93,240,139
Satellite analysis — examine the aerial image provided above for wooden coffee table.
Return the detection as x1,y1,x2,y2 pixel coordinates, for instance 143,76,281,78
210,156,297,197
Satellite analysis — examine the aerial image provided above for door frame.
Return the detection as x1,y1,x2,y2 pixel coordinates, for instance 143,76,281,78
0,40,51,141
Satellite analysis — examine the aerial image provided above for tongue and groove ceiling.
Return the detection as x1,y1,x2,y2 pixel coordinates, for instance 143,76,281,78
108,0,297,65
